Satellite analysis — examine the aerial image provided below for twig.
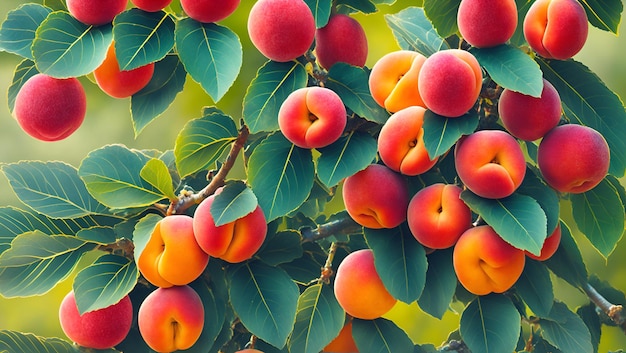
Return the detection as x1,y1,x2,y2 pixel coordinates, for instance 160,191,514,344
301,214,362,242
584,282,626,334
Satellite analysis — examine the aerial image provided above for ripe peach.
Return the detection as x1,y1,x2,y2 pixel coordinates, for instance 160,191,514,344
138,285,204,353
453,225,526,295
94,42,155,98
537,124,610,194
418,49,482,118
315,14,368,69
137,215,209,288
377,106,437,176
278,86,347,149
342,164,409,229
457,0,518,48
13,74,86,142
235,350,264,353
454,130,527,199
131,0,172,12
498,78,562,141
180,0,240,23
368,50,427,113
247,0,316,62
323,321,358,352
334,249,397,319
59,291,132,349
407,183,473,249
66,0,127,26
523,0,589,60
525,223,561,261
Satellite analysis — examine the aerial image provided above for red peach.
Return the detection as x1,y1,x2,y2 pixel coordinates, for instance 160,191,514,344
94,42,155,98
180,0,240,23
131,0,173,12
66,0,127,26
457,0,518,48
315,14,368,69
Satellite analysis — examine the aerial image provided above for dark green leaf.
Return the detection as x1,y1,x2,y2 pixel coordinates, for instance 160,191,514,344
304,0,333,28
539,301,593,353
515,259,554,318
75,226,117,244
577,304,601,353
460,295,521,353
384,6,449,57
580,0,623,34
337,0,377,14
7,59,39,113
423,110,479,159
211,181,258,226
280,242,328,284
0,4,52,59
316,131,377,188
186,278,226,353
0,330,121,353
544,221,588,289
423,0,460,38
418,249,457,319
257,230,304,266
509,0,533,47
352,318,414,353
140,158,177,200
517,168,560,235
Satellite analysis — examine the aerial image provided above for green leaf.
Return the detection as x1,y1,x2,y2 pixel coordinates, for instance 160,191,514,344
580,0,623,34
337,0,377,14
227,261,299,348
316,131,378,188
460,295,521,353
423,0,460,38
571,178,625,258
539,301,593,353
113,9,175,70
175,19,242,102
418,249,457,319
304,0,333,28
538,58,626,177
131,213,162,266
0,4,52,59
140,158,176,200
577,304,601,353
0,330,121,353
75,226,117,244
509,0,534,47
422,110,479,159
7,59,39,113
32,11,112,78
242,60,308,133
516,168,561,235
544,221,588,289
174,107,238,177
186,278,227,353
352,318,414,353
471,45,543,97
257,230,304,267
288,284,345,353
384,6,449,57
248,133,315,222
515,259,554,318
280,242,327,284
211,181,258,226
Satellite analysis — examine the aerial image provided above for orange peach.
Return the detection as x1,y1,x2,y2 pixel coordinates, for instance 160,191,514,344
180,0,240,23
66,0,127,26
525,223,561,261
315,14,368,69
94,42,155,98
322,321,358,352
457,0,518,48
236,350,264,353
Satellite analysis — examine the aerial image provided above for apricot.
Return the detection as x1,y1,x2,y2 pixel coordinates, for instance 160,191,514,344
454,130,527,199
323,321,358,352
368,50,427,113
94,42,155,98
13,73,86,142
523,0,589,60
315,14,368,69
131,0,173,12
180,0,240,23
457,0,518,48
278,86,347,149
453,225,526,295
498,78,562,141
418,49,482,118
407,183,473,249
377,106,437,176
537,124,610,194
59,291,132,349
66,0,127,26
138,285,204,353
333,249,397,320
137,215,209,288
247,0,316,62
342,164,409,229
235,350,264,353
526,223,561,261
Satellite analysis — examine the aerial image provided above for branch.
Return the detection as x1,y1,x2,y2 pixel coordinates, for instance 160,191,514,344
301,214,362,242
584,282,626,334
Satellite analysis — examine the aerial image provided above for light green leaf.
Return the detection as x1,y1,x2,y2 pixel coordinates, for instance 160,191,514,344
460,295,521,353
211,181,258,226
140,158,177,200
384,6,449,57
580,0,623,34
337,0,377,14
515,259,554,318
316,131,377,188
0,330,121,353
544,221,588,289
418,249,457,319
423,0,460,38
304,0,333,28
0,4,52,59
352,318,414,353
7,59,39,113
423,110,479,159
540,301,593,353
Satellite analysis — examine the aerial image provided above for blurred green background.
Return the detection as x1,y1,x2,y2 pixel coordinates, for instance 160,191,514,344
0,0,625,351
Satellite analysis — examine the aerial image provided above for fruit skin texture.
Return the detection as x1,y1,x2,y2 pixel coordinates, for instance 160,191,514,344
278,86,347,149
407,183,473,249
369,50,427,113
453,225,526,295
323,321,359,352
334,249,397,320
526,223,562,261
523,0,589,60
498,78,562,141
342,164,409,229
537,124,610,194
247,0,316,62
457,0,518,48
180,0,240,23
138,285,204,353
66,0,127,26
315,14,368,69
377,106,437,176
418,49,482,118
454,130,527,199
59,291,132,349
13,74,86,142
131,0,172,13
137,215,209,288
94,42,155,98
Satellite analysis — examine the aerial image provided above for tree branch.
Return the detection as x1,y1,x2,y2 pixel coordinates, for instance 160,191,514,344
584,282,626,334
301,214,362,242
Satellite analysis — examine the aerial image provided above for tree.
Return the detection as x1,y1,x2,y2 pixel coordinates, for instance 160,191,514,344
0,0,625,352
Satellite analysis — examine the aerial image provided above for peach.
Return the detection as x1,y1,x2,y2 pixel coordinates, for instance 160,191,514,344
342,164,409,229
94,42,155,98
59,291,132,349
278,86,347,149
377,106,437,176
525,223,561,261
523,0,589,60
235,350,264,353
180,0,240,23
137,215,209,288
537,124,610,194
498,78,562,141
457,0,518,48
454,130,527,199
368,50,427,113
407,183,473,249
138,285,204,352
315,14,368,69
13,74,86,142
333,249,397,320
66,0,127,26
418,49,482,118
323,321,358,352
453,225,526,295
131,0,173,12
247,0,316,62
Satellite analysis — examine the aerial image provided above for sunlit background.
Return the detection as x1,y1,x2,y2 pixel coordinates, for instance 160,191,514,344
0,0,625,351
